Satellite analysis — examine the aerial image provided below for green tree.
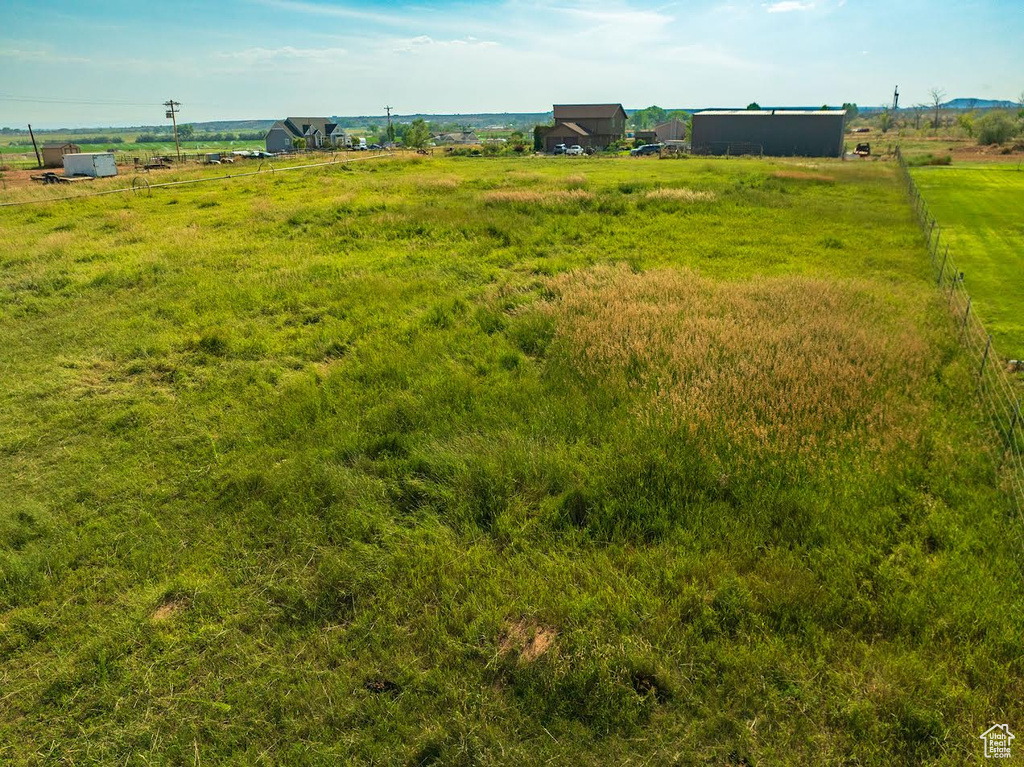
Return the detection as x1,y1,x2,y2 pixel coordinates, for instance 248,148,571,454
630,105,668,130
842,103,859,120
404,118,431,149
386,123,396,144
534,124,548,151
975,110,1015,145
292,137,307,150
178,123,195,141
956,111,976,138
879,110,893,133
747,102,761,110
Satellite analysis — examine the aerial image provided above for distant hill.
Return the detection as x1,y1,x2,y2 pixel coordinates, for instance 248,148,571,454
334,113,553,129
941,98,1017,110
191,119,275,131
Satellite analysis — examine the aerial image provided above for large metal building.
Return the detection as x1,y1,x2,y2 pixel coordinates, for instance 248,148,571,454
691,110,846,157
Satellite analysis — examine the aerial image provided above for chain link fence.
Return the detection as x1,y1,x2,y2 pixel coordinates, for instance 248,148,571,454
895,146,1023,517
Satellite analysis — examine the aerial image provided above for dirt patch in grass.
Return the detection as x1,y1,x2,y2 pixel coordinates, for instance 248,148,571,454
151,598,186,622
499,620,558,662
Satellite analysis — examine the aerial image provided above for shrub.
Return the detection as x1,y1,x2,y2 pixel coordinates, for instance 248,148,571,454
975,110,1015,145
906,153,952,167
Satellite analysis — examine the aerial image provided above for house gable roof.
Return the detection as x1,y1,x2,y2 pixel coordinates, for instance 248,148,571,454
277,117,338,138
553,104,627,122
544,121,591,137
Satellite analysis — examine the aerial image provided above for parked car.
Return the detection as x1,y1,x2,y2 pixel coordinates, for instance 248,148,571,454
566,145,585,156
369,143,382,150
552,143,568,155
630,143,664,157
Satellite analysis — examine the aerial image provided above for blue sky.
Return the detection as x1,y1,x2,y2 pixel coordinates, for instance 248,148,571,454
2,0,1022,127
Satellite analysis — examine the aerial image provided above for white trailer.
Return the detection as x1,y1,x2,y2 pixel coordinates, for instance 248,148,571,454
63,152,118,178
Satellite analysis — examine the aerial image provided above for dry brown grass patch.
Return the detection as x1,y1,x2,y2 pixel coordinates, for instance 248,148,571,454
499,620,558,662
535,265,930,459
772,170,835,183
645,188,717,202
483,189,593,206
415,176,461,191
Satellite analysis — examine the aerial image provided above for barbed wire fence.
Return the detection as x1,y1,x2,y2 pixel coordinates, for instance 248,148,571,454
894,146,1023,518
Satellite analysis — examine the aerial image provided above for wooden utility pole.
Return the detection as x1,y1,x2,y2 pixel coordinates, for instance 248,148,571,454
385,105,394,145
27,123,42,168
163,99,182,162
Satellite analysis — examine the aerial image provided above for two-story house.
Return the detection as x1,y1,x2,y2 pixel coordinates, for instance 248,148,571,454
542,104,627,152
265,117,349,153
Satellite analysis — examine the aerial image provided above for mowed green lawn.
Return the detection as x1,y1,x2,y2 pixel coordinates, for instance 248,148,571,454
1,156,1022,764
912,164,1024,359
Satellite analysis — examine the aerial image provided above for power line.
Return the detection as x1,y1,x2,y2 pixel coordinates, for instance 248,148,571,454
0,94,160,107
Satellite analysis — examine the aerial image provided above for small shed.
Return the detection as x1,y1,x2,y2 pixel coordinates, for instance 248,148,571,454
41,142,81,169
63,152,118,178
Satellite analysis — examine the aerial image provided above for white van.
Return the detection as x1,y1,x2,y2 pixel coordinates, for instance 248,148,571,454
357,138,367,151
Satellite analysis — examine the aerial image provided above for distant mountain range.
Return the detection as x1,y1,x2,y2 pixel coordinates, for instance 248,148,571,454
861,97,1018,114
940,98,1017,110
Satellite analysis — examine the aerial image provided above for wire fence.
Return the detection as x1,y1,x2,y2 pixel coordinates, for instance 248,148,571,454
894,146,1023,518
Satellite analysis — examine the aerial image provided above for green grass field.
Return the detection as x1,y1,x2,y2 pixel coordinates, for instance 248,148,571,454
1,155,1022,764
911,164,1024,360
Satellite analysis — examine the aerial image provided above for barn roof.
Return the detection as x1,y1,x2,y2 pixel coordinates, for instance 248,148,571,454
553,104,626,120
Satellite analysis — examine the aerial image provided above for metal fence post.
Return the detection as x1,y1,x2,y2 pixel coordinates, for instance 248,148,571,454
959,297,972,342
979,335,991,378
937,245,949,285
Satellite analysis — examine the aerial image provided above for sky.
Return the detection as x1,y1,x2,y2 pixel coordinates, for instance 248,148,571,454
1,0,1022,128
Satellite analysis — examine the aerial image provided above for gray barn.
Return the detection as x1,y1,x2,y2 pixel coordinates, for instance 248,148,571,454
691,110,846,157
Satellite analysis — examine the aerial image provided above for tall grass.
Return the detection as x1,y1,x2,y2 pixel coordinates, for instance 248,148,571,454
0,155,1021,764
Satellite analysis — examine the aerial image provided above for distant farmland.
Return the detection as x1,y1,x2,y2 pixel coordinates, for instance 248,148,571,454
1,155,1021,764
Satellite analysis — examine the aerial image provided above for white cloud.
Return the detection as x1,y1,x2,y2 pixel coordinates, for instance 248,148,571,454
0,44,90,64
391,36,500,54
219,46,349,63
764,1,814,12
